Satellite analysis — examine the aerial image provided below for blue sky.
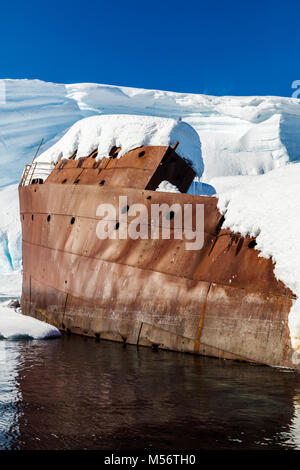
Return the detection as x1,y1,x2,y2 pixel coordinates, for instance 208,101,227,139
1,0,299,97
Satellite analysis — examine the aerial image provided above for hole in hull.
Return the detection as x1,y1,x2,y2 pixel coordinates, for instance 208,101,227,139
248,240,257,249
166,211,175,220
121,205,130,214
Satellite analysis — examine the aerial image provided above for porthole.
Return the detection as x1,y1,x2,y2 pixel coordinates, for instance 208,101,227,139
248,240,257,249
74,178,80,184
138,150,145,158
70,217,75,225
109,146,120,159
31,214,34,221
115,222,120,230
166,211,175,220
62,178,67,184
99,180,105,186
146,195,152,200
47,215,51,222
90,150,98,159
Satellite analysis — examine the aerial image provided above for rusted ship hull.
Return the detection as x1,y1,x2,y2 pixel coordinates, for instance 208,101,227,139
19,143,297,368
19,144,297,368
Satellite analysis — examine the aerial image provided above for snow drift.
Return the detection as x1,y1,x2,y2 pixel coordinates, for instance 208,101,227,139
0,184,21,275
0,301,60,340
37,114,203,176
217,164,300,351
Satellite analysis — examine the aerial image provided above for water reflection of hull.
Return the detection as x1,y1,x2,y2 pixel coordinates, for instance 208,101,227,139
19,145,297,369
12,337,300,450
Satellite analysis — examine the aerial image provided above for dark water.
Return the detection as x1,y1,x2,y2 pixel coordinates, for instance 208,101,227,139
1,334,300,450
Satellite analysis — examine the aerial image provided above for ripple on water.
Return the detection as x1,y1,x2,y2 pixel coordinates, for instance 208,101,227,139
1,334,300,450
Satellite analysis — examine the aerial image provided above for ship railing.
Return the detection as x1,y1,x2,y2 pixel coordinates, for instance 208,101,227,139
20,161,55,187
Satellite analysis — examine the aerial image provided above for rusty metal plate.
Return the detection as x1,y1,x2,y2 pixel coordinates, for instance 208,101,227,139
200,282,293,367
44,145,195,192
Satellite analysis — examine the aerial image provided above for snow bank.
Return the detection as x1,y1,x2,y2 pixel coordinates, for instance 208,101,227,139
155,181,180,193
36,114,203,176
0,79,82,187
0,302,60,340
0,272,22,297
188,179,216,196
1,79,300,187
155,178,216,196
217,164,300,351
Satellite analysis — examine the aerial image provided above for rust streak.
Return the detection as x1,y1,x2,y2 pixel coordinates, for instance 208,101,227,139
194,283,212,353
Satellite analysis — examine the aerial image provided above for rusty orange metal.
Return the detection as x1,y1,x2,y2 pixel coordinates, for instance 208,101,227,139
19,145,297,369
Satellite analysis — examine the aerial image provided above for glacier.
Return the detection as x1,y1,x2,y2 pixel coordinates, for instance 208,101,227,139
36,114,203,175
2,79,300,188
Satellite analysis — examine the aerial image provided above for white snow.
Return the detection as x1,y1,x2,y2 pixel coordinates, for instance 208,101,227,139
0,79,82,187
209,175,258,194
36,114,203,176
0,184,21,275
155,179,216,196
1,80,300,187
155,181,180,193
64,84,300,182
217,163,300,351
0,301,60,340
